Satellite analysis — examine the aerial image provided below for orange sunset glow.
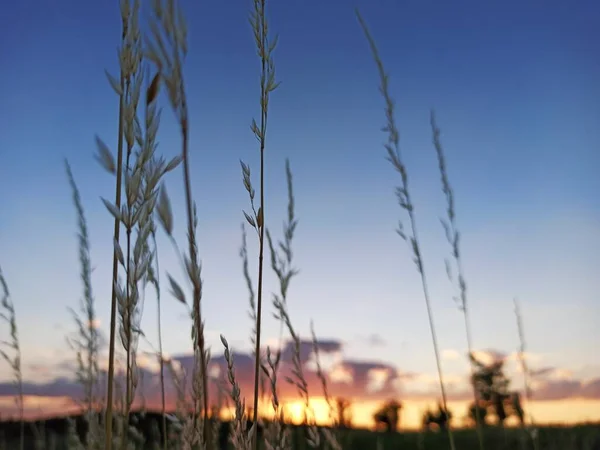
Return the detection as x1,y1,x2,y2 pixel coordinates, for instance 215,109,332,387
1,395,600,431
1,342,599,431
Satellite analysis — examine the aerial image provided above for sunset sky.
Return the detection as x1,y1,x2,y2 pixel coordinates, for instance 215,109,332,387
0,0,598,430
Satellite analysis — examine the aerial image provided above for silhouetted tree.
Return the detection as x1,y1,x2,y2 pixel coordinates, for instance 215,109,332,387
470,353,526,426
510,392,525,426
467,402,488,427
373,399,402,432
335,397,352,428
422,402,453,432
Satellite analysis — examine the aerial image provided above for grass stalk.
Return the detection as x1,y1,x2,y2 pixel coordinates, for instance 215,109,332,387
310,321,342,450
147,0,210,443
273,300,320,448
103,1,131,447
251,0,267,443
356,10,456,450
514,298,540,450
265,159,300,448
149,229,168,450
65,160,102,449
430,110,485,449
0,268,24,450
120,32,142,448
242,1,280,448
261,347,287,450
103,3,146,447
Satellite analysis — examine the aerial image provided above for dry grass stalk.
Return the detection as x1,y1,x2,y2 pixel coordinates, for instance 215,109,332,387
147,229,168,450
310,321,342,450
0,268,24,450
261,348,290,450
146,0,211,444
265,159,298,349
102,0,132,445
113,3,145,442
356,9,456,450
210,385,224,450
514,298,540,450
221,335,254,450
242,2,280,449
263,159,299,450
98,0,148,446
430,111,485,449
240,221,270,420
264,159,297,368
273,300,320,448
97,0,183,447
164,358,194,448
240,223,260,361
65,161,104,450
309,322,334,424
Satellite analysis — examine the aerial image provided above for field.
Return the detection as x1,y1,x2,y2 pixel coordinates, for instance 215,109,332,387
1,417,600,450
0,0,597,449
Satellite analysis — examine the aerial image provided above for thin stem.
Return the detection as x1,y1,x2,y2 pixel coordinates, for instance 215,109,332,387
153,231,168,450
123,211,132,450
430,111,484,449
252,116,266,449
105,66,126,450
464,307,485,446
252,2,270,449
0,269,25,450
181,115,210,444
146,0,209,442
356,10,456,450
514,298,539,450
411,217,455,449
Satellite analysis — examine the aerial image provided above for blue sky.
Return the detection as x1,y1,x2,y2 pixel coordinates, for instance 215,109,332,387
0,0,599,423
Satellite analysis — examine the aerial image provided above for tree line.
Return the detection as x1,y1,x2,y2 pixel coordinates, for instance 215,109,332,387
335,353,527,432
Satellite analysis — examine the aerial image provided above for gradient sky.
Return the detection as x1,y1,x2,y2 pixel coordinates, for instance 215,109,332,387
0,0,599,429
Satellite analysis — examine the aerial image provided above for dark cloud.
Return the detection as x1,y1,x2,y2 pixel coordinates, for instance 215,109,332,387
1,341,599,419
335,360,392,388
0,377,78,397
278,338,342,365
203,342,399,402
0,341,404,414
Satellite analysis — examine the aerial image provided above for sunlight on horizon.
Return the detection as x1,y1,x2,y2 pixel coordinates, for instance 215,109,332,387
1,395,599,431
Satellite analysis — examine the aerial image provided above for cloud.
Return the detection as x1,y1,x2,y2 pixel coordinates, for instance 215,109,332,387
365,334,386,347
0,338,409,419
279,338,342,365
532,379,582,401
580,379,600,399
442,349,461,361
528,366,600,401
1,343,598,422
0,378,80,398
470,349,508,365
530,366,555,377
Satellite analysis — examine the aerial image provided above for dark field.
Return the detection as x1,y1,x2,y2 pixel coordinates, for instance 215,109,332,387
1,416,599,450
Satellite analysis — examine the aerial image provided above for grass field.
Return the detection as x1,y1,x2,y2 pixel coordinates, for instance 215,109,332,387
0,0,596,449
1,419,600,450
